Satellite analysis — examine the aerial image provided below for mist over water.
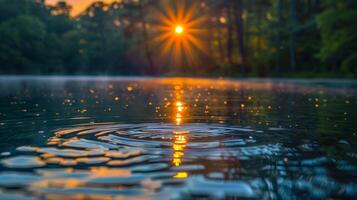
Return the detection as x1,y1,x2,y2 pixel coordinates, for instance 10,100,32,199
0,77,356,199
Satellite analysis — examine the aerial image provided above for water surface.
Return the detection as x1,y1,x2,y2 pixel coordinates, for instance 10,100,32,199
0,77,356,199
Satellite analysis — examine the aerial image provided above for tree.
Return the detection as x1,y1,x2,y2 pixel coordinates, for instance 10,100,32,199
0,15,47,72
317,0,357,76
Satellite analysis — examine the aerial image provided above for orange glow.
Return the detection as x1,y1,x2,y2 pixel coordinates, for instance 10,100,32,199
46,0,116,17
154,0,208,68
173,131,189,134
127,86,133,91
173,84,186,126
175,101,185,125
175,116,182,125
173,143,185,151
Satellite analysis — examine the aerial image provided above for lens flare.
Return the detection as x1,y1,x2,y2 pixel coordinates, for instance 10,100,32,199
153,0,208,69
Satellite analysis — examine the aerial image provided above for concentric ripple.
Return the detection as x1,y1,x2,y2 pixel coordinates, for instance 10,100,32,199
13,123,280,166
1,123,356,199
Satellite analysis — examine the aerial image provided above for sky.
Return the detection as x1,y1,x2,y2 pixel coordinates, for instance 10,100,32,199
46,0,116,16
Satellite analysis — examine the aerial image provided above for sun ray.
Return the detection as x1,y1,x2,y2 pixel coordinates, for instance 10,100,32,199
152,0,208,70
186,34,207,53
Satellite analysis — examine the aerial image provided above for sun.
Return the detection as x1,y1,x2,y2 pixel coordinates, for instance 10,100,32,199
152,0,208,69
175,25,184,35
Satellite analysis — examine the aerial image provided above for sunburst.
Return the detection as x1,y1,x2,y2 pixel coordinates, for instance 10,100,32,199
152,0,208,71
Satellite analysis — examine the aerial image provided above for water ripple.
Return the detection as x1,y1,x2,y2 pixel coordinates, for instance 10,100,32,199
0,123,356,199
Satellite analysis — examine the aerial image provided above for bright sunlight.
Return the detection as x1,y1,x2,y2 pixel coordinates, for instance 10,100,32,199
175,25,184,35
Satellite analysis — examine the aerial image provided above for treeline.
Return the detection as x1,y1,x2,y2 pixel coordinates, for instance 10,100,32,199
0,0,356,77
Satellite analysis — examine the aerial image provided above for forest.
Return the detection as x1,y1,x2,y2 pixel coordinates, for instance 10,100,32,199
0,0,356,77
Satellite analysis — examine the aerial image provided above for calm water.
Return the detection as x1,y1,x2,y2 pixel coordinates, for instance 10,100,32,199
0,76,356,200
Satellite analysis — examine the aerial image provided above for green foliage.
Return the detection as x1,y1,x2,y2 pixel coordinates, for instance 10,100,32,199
0,15,47,72
0,0,355,77
317,0,357,76
0,0,133,75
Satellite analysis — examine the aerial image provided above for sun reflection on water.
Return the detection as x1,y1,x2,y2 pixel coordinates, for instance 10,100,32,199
172,85,189,179
0,79,356,199
175,101,184,125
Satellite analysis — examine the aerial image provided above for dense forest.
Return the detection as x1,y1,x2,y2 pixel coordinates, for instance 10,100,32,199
0,0,356,77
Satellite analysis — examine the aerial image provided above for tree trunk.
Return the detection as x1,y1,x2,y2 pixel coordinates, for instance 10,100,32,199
217,26,225,65
227,7,234,67
142,20,155,74
289,0,297,72
234,0,248,74
139,2,155,74
275,0,283,73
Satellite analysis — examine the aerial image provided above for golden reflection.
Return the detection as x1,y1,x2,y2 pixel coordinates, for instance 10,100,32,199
175,102,184,125
172,85,189,179
174,172,188,179
172,132,187,167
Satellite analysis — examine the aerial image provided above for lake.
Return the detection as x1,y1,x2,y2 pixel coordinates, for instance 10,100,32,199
0,76,356,199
